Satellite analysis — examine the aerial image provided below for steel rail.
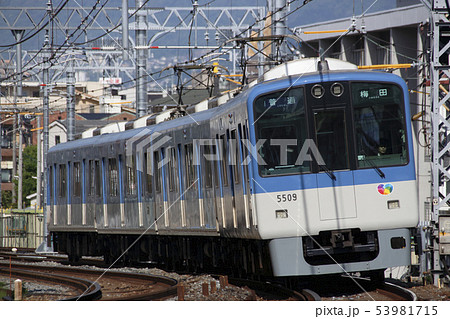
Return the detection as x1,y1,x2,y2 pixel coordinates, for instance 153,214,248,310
0,267,102,301
0,262,178,301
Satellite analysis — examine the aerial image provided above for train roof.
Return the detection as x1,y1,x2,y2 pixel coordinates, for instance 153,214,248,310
48,93,243,153
49,58,406,154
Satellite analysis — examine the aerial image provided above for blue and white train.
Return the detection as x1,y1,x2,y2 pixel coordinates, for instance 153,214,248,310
47,58,419,278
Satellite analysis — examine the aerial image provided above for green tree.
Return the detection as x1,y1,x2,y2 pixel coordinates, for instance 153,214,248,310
1,190,12,209
14,145,37,208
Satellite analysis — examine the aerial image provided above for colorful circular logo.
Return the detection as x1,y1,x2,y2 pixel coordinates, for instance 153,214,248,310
378,183,393,195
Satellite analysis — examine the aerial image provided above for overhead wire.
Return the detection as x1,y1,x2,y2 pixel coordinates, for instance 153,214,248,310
4,0,317,107
73,0,152,46
0,0,70,49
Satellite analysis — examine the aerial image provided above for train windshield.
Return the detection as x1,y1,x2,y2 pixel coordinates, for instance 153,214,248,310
253,87,311,176
352,82,408,168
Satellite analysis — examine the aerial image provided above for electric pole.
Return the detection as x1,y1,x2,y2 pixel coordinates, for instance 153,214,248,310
12,105,17,207
428,0,450,285
0,93,2,211
271,0,288,59
39,30,51,252
135,0,148,117
12,30,24,97
122,0,129,60
37,115,41,210
18,115,23,209
66,47,75,142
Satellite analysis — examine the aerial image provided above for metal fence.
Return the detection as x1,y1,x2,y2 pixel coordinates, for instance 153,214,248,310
0,209,44,249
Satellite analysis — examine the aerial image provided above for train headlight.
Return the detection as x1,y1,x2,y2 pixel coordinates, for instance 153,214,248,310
387,200,400,210
331,82,344,97
311,84,324,99
275,209,288,219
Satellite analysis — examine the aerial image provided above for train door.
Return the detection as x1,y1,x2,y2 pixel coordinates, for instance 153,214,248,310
57,163,67,226
81,160,87,226
48,165,53,225
312,107,357,221
94,159,102,229
213,136,224,231
238,123,252,229
167,146,182,229
183,143,200,228
230,129,244,230
154,149,166,230
143,151,156,231
177,144,187,228
201,143,217,229
52,164,57,225
72,161,82,226
220,130,236,232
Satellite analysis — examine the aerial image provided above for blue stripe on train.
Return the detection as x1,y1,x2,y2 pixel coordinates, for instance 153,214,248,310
251,164,415,194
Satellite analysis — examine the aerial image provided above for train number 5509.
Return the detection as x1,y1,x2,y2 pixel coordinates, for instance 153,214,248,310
276,193,297,202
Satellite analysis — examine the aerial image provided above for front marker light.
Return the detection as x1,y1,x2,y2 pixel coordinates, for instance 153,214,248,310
275,209,288,219
387,200,400,210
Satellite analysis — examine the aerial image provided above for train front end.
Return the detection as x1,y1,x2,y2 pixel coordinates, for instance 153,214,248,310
247,70,419,277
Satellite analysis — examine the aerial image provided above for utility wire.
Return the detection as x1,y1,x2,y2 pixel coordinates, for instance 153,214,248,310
0,0,70,48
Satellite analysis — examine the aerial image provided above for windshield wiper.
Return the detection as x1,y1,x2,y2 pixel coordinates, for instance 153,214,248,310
360,155,385,178
318,164,336,180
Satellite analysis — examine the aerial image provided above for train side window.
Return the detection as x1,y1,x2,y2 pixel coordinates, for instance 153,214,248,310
177,144,184,195
95,160,102,197
203,145,213,188
219,134,228,186
108,158,119,197
241,124,250,184
88,160,94,196
144,152,153,195
126,155,137,195
154,151,161,193
212,144,219,188
59,164,66,198
73,162,81,197
168,147,178,192
49,166,53,202
231,129,240,184
184,143,196,189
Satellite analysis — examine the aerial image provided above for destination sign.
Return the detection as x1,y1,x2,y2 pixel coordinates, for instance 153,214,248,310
359,88,389,100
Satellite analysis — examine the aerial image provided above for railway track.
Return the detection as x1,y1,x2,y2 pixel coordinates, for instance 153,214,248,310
0,251,416,301
1,255,320,300
317,275,417,301
226,277,321,301
0,267,102,301
0,252,105,267
0,262,178,301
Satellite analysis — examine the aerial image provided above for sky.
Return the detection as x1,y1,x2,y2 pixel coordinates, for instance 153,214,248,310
0,0,399,49
0,0,414,85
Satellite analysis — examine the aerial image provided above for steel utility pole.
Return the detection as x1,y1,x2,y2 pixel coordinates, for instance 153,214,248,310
37,115,41,209
122,0,129,60
428,0,450,285
0,93,2,211
66,47,75,141
12,30,24,97
18,115,23,209
38,31,51,252
135,0,148,118
271,0,288,59
12,104,17,207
